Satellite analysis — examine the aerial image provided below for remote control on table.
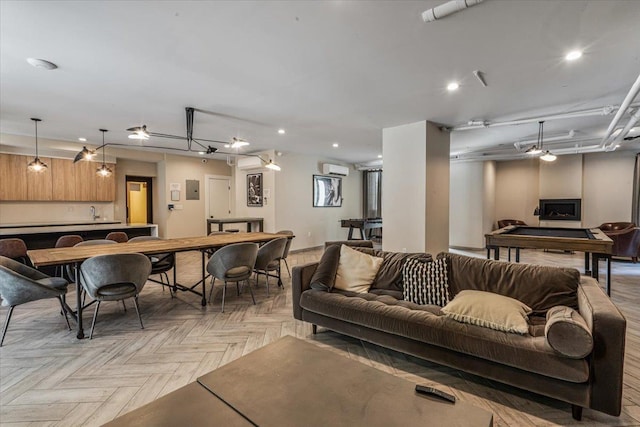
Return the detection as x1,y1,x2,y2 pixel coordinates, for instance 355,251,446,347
415,385,456,403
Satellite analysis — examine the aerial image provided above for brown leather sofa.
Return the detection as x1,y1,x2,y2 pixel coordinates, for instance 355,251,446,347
598,222,640,262
293,247,626,420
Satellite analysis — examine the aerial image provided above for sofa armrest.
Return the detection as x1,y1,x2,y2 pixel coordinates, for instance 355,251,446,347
577,277,626,416
292,262,318,320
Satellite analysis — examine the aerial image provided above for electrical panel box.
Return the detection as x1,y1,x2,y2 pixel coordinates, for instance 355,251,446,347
186,180,200,200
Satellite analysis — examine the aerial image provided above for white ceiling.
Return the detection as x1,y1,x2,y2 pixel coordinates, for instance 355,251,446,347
1,0,639,164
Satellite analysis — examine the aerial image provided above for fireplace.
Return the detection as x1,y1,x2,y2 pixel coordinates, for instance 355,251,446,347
538,199,581,221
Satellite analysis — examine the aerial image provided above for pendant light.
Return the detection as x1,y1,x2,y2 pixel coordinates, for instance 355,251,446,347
537,121,557,162
96,129,112,177
27,118,47,172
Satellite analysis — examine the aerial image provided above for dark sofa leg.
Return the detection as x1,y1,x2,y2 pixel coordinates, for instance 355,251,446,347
572,405,582,421
312,324,317,335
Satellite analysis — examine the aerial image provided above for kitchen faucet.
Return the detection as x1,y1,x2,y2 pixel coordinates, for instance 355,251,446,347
90,205,99,221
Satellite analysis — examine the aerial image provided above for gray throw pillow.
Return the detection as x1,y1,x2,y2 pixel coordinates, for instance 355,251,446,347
545,306,593,359
309,244,341,291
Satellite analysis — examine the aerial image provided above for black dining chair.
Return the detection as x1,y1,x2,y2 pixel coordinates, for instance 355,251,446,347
275,230,294,277
129,236,176,294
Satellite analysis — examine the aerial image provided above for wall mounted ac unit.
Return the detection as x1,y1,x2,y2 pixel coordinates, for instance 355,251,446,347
322,163,349,176
237,156,263,170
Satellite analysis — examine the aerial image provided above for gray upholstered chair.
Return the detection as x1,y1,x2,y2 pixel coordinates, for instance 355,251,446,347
206,242,258,313
0,238,31,266
0,256,70,346
275,230,294,277
79,253,151,339
66,239,118,286
253,237,288,296
105,231,129,243
129,236,175,292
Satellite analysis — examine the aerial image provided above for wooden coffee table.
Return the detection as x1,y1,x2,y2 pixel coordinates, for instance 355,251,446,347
106,336,493,426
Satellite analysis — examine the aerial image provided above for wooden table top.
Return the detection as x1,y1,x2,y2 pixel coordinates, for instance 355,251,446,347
28,232,286,267
485,226,612,254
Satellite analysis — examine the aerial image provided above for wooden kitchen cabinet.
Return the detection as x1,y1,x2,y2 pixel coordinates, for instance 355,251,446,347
51,158,77,201
96,163,116,201
0,154,116,201
0,153,28,200
27,156,53,200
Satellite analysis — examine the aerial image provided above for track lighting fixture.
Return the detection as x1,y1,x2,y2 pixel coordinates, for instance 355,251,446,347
73,146,96,163
27,118,47,172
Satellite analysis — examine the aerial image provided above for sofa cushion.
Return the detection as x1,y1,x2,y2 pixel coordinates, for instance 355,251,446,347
299,289,589,383
545,306,593,359
441,290,531,334
439,253,579,315
361,250,432,292
309,244,341,291
402,258,450,306
334,245,383,293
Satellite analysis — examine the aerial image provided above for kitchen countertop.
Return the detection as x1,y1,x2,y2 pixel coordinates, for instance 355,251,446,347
0,221,122,229
0,222,158,236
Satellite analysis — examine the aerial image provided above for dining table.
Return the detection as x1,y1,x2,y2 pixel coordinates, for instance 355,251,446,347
27,232,288,339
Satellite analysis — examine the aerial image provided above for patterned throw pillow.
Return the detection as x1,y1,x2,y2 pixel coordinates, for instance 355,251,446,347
402,257,450,306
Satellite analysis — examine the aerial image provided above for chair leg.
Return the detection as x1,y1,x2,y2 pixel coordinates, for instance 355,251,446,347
236,282,241,296
265,273,270,296
133,296,144,329
277,265,283,288
221,281,227,313
208,277,216,303
89,300,101,340
58,296,71,331
284,258,291,277
122,300,127,312
247,279,256,305
0,306,16,347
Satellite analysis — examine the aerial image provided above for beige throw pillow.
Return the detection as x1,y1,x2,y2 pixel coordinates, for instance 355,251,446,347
333,245,383,293
442,290,532,334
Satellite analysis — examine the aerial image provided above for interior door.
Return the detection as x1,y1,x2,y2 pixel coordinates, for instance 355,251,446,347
126,176,153,224
208,177,231,219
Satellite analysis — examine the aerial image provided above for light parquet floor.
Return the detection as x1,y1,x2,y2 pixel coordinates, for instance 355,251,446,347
0,246,639,426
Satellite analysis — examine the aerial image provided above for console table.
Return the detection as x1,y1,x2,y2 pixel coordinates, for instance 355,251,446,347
206,217,264,234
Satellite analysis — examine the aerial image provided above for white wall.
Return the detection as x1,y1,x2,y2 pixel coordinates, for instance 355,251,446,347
158,155,232,238
450,161,495,249
495,159,540,227
583,151,636,227
382,120,449,254
274,152,362,251
234,151,277,233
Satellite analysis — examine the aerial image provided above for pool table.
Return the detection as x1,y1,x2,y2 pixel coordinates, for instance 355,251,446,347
485,225,613,295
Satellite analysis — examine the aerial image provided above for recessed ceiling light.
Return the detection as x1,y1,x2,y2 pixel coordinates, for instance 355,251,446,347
565,50,582,61
447,82,459,91
78,137,87,142
224,144,231,148
198,151,205,155
278,129,286,135
332,143,339,148
377,154,383,158
26,58,58,70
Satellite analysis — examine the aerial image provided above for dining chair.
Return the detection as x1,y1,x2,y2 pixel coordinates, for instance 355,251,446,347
79,253,151,339
105,231,129,243
253,237,288,296
0,256,71,346
128,236,176,293
0,238,32,266
275,230,294,277
206,242,258,313
54,234,83,279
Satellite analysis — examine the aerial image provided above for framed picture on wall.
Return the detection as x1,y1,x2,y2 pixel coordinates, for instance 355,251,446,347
247,173,263,207
313,175,342,207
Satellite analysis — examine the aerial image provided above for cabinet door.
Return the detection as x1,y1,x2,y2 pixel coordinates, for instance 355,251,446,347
75,161,97,201
96,163,116,201
27,156,53,200
51,158,76,201
0,153,28,200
